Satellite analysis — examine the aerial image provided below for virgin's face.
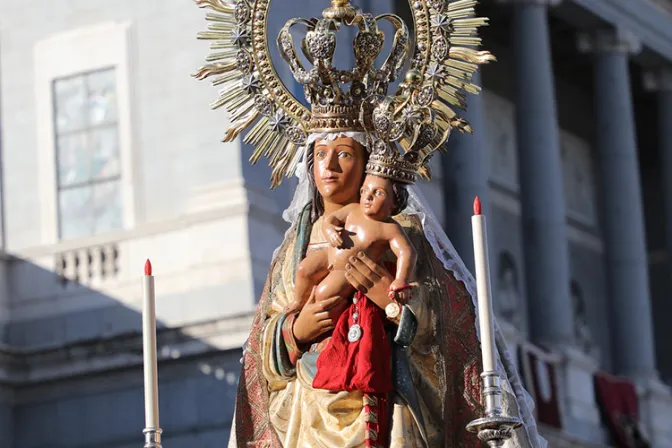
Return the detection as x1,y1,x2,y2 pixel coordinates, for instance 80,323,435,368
313,136,366,205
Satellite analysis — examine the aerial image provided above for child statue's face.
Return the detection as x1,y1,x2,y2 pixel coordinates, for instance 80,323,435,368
360,175,396,219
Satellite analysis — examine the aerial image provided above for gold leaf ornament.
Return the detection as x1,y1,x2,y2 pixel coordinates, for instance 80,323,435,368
193,0,494,187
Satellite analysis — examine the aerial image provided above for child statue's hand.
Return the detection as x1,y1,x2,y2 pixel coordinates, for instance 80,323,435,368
389,279,412,302
325,226,344,248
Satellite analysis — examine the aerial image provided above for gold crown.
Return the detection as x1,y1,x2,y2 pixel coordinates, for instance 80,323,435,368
365,140,419,184
279,0,409,133
309,104,365,133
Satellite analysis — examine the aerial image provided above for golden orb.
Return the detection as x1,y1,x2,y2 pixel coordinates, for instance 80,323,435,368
405,70,423,85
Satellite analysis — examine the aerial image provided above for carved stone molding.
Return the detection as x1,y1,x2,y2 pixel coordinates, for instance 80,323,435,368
0,315,252,386
577,28,642,55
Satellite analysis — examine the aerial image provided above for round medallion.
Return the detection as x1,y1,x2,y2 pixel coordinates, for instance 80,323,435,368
348,324,362,343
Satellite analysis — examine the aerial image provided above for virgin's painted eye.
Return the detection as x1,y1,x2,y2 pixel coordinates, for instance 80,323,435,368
375,189,386,197
338,151,352,159
316,150,327,159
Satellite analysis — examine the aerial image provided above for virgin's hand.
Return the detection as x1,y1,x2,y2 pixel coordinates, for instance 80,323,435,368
292,289,343,345
345,252,394,309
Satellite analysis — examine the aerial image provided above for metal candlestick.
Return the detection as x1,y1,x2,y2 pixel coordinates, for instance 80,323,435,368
143,427,163,448
467,371,522,447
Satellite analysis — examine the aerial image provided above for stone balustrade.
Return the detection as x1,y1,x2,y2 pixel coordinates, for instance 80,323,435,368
54,243,119,286
5,181,288,348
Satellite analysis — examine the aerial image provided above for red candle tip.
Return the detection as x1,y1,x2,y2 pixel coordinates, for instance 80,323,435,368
473,197,482,215
145,259,152,276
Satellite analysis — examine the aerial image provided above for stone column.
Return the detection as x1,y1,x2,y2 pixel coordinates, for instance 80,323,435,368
442,71,489,275
645,69,672,276
579,29,657,378
498,0,575,347
644,69,672,388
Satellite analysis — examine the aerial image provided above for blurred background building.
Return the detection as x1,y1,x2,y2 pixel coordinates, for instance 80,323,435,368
0,0,671,446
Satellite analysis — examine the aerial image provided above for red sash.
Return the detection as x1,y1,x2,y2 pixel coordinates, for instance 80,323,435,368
313,292,392,446
313,291,392,393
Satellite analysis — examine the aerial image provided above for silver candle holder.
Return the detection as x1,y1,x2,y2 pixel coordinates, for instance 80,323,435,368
143,427,163,448
466,370,522,447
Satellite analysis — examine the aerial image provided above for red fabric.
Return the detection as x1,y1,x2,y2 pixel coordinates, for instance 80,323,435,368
594,373,643,448
520,345,562,429
313,292,393,394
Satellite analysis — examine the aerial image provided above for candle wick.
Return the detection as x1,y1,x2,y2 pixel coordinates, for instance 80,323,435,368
145,259,153,276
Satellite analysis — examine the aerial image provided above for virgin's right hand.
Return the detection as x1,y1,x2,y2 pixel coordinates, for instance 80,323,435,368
292,288,343,345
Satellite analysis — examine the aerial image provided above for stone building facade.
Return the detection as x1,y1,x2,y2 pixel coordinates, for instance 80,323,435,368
0,0,671,447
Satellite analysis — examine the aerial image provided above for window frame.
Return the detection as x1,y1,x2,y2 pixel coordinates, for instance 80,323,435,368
35,22,137,245
52,67,124,240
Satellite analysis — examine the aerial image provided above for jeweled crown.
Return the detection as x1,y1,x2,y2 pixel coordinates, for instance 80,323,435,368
366,139,419,184
278,0,409,133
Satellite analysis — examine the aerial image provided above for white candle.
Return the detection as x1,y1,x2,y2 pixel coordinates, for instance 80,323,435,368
142,259,160,429
471,197,497,373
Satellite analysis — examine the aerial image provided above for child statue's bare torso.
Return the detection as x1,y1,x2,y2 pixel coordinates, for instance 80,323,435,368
289,199,416,315
326,204,396,271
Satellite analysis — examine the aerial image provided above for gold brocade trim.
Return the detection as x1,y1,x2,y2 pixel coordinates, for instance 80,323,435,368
363,395,379,406
364,411,379,424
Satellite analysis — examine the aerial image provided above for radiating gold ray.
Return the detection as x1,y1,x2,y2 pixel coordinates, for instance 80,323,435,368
449,47,497,64
230,100,255,122
437,86,466,109
206,51,238,62
452,18,488,28
212,71,242,86
211,41,235,50
448,0,478,10
450,37,482,47
197,31,229,40
224,109,260,142
211,86,244,109
205,12,236,23
208,23,236,32
445,58,479,73
192,61,237,80
447,9,475,20
244,118,269,146
194,0,235,14
225,90,252,112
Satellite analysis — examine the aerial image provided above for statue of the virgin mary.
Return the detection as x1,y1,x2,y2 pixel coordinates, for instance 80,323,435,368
193,0,546,446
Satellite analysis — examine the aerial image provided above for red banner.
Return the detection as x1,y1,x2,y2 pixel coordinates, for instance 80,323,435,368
520,343,563,429
594,372,650,448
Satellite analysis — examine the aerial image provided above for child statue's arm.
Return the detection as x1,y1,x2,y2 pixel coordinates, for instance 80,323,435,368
323,204,355,248
388,224,418,299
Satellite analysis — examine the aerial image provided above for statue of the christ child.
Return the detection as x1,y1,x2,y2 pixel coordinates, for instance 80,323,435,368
286,173,417,317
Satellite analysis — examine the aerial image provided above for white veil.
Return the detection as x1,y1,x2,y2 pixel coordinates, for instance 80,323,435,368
274,132,547,448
